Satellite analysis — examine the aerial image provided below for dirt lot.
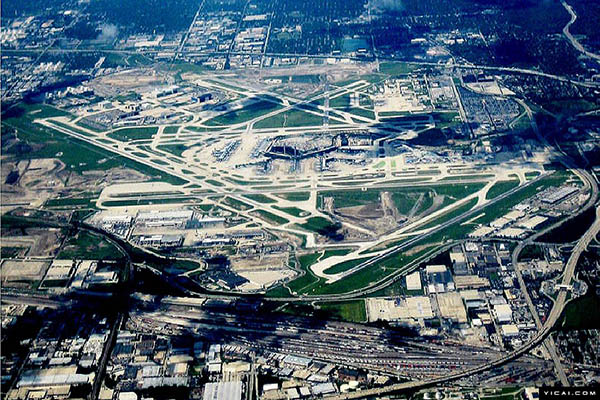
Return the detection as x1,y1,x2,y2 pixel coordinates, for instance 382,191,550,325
1,228,65,257
1,259,50,289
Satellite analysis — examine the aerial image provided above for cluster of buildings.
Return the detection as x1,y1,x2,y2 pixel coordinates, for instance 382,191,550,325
0,258,120,293
40,259,119,291
98,209,226,248
366,240,549,349
373,77,432,114
471,184,583,240
3,311,112,400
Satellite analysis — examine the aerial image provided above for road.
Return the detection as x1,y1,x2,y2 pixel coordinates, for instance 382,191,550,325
3,48,599,89
561,1,600,61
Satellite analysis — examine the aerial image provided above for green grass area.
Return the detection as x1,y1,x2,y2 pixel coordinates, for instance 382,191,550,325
558,292,600,330
525,171,541,180
321,248,354,260
45,196,96,208
275,192,311,202
222,196,253,211
254,108,324,129
204,98,282,126
345,107,375,120
379,62,419,75
296,216,339,235
283,252,324,294
107,127,158,141
316,300,366,323
163,126,180,134
242,193,277,204
319,183,484,209
157,144,187,157
2,103,186,185
252,209,289,225
322,257,370,275
1,247,25,259
272,205,308,217
486,179,520,200
57,230,125,260
518,244,545,261
205,179,225,187
538,205,596,243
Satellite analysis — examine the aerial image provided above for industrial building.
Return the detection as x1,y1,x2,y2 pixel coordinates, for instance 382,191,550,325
454,275,490,290
425,265,455,293
203,381,242,400
436,292,468,324
366,296,434,322
405,271,422,291
541,186,578,205
494,304,513,324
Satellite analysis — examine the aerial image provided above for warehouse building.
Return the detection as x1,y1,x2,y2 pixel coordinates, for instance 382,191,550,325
203,381,242,400
425,265,455,293
405,271,422,291
494,304,513,323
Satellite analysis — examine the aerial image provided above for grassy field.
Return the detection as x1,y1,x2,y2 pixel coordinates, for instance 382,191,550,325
283,252,324,294
486,179,520,200
157,144,188,157
57,230,125,260
275,192,311,202
222,196,253,211
205,179,225,187
379,62,419,75
272,205,308,217
204,99,282,126
318,183,485,209
297,216,339,235
242,193,277,204
322,257,370,275
107,127,158,141
163,126,180,134
254,108,325,129
2,103,186,185
316,300,366,323
252,209,289,225
45,196,96,208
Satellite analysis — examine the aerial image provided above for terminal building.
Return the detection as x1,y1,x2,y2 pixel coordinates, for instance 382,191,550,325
136,210,194,228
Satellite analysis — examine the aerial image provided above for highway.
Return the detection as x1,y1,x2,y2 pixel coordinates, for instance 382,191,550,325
3,48,599,88
561,1,600,61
